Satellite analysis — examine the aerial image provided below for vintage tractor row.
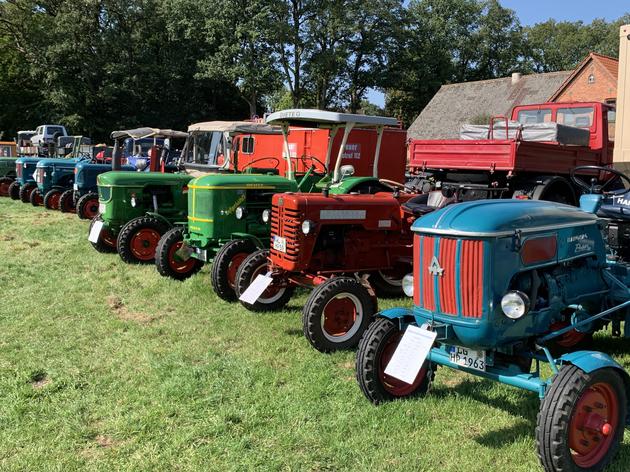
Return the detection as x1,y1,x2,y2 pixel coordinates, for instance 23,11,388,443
166,110,407,304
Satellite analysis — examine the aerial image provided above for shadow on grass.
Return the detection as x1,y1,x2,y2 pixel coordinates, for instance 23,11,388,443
592,335,630,359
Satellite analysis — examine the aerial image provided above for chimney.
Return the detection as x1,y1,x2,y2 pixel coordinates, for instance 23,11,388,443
511,72,522,85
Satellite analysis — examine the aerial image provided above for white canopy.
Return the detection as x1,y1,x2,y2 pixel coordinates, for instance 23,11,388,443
110,127,188,140
188,121,281,135
265,109,399,128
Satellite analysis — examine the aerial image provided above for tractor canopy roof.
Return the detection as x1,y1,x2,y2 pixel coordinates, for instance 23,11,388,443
98,170,193,187
187,121,281,135
412,199,600,237
189,172,298,192
110,128,188,140
265,109,399,129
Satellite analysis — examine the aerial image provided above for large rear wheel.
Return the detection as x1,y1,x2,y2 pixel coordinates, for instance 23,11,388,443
536,365,626,472
155,226,203,280
58,189,75,213
211,239,257,301
29,188,43,206
236,249,294,311
43,189,62,210
76,192,99,220
0,177,13,197
117,216,168,264
8,181,20,200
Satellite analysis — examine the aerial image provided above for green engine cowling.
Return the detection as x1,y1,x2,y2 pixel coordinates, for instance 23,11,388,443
0,157,17,178
185,173,299,258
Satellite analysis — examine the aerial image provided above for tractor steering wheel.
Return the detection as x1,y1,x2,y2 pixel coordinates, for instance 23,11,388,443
570,165,630,195
379,179,413,193
300,155,327,174
242,157,280,171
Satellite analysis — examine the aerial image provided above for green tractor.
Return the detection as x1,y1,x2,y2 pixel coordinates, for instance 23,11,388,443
166,109,407,302
0,141,18,197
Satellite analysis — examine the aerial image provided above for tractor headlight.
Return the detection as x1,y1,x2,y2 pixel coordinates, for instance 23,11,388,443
301,220,315,235
262,209,270,223
130,193,137,207
402,273,414,297
501,291,530,319
235,206,246,220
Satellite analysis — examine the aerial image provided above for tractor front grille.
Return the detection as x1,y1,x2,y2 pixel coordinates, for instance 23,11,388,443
270,203,302,263
414,234,485,318
16,164,22,178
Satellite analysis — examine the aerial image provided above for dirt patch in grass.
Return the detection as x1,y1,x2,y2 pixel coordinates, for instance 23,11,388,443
106,295,155,323
0,234,14,241
95,434,117,448
30,371,50,389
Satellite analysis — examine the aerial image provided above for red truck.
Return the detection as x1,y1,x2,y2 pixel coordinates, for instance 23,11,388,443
408,101,614,205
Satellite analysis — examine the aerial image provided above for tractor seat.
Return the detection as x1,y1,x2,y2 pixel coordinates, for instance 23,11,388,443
596,189,630,220
402,190,457,217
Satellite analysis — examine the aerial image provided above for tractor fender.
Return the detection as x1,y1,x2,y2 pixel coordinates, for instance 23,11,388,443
531,175,577,205
378,307,417,329
145,212,174,229
560,350,630,394
231,232,264,248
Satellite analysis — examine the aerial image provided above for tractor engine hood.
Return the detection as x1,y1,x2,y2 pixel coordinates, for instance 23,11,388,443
189,173,298,190
97,171,192,187
412,199,601,237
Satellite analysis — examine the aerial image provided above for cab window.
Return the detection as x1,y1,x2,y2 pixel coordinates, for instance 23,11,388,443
241,136,255,154
556,107,594,128
516,109,552,124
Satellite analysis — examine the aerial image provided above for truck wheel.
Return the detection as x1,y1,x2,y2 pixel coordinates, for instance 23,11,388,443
76,192,99,220
89,216,117,253
369,269,408,298
19,183,36,203
0,177,13,197
302,277,375,352
58,189,75,213
43,189,62,210
236,249,294,311
536,365,626,472
211,239,257,301
117,216,168,264
29,188,43,206
8,181,20,200
356,317,433,404
155,226,203,280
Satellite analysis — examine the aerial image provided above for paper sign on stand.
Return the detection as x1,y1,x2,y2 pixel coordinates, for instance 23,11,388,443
88,220,104,243
239,274,273,305
384,325,437,384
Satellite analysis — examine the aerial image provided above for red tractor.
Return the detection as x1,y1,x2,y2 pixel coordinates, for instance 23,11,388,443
235,189,458,352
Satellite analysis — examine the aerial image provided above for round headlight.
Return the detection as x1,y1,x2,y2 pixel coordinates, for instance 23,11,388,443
130,194,137,208
235,206,245,220
262,209,270,223
402,273,414,297
501,291,530,319
301,220,315,235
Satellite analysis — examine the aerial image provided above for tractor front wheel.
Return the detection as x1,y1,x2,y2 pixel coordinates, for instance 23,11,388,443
155,226,203,280
58,189,75,213
0,177,13,197
29,188,43,206
356,317,433,404
212,239,257,301
117,216,168,264
537,365,626,472
236,249,294,311
19,183,36,203
8,181,20,200
88,216,117,253
302,277,375,352
76,192,99,220
44,189,62,210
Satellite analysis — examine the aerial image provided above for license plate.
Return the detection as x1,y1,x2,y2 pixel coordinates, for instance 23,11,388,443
98,203,106,214
73,184,78,191
449,345,486,371
273,236,286,253
88,220,103,243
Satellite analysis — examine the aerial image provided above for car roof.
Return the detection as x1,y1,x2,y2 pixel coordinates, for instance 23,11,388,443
265,109,399,128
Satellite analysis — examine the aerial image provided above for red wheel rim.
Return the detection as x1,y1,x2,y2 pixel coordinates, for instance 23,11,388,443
83,198,99,219
0,181,9,196
48,192,61,209
34,192,43,205
226,252,249,289
101,228,117,249
167,240,197,274
549,321,587,348
24,187,34,200
251,262,282,300
569,381,619,467
378,330,427,396
322,297,358,337
130,228,161,260
61,196,75,212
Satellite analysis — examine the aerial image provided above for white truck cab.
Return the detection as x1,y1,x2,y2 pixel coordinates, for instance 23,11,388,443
30,124,68,146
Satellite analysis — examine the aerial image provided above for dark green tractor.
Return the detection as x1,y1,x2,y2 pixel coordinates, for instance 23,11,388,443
0,141,17,197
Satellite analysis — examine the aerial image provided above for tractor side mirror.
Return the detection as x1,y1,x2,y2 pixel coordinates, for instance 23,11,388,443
340,164,355,179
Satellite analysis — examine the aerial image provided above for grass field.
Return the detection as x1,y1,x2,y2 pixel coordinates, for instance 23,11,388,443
2,198,630,471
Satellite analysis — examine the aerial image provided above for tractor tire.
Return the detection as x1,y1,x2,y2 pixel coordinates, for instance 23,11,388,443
0,177,13,197
76,192,99,220
58,189,75,213
369,270,406,298
211,239,258,301
43,189,62,210
88,216,117,253
19,183,36,203
236,249,294,311
536,364,626,472
356,317,433,404
29,188,43,206
8,181,20,200
117,216,168,264
155,226,203,280
302,276,375,352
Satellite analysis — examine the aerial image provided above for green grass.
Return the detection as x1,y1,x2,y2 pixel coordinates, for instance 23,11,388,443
1,198,630,471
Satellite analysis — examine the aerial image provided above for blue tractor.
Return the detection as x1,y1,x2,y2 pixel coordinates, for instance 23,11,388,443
356,168,630,472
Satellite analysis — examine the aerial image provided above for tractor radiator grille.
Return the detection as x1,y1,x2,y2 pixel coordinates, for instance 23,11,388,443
16,164,22,178
414,234,485,318
270,204,302,262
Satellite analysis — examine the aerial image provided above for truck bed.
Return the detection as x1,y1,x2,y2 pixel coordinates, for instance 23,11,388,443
409,139,611,174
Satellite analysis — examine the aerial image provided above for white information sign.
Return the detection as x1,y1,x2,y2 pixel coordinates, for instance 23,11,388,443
384,325,437,385
88,220,104,243
239,273,273,305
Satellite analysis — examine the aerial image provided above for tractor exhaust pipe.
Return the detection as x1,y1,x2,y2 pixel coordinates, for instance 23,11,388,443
112,138,121,171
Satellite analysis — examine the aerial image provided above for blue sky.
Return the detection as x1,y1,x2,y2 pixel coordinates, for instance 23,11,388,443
367,0,629,107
